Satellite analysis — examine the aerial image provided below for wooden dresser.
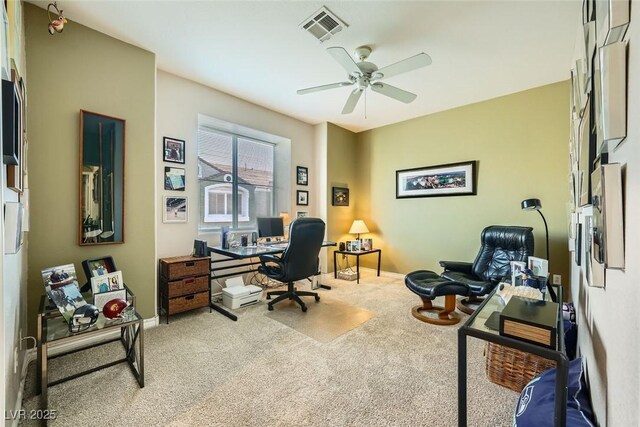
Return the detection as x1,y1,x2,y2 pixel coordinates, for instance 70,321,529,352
158,255,211,323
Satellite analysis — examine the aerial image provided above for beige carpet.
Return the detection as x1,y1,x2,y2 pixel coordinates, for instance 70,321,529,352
19,272,519,426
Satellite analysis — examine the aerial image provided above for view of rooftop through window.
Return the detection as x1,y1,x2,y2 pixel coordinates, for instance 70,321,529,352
198,127,274,231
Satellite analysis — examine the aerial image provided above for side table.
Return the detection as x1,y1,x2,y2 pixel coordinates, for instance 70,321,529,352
36,293,144,409
458,285,568,426
333,249,381,284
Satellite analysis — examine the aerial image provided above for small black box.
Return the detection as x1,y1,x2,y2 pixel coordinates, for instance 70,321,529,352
499,297,558,349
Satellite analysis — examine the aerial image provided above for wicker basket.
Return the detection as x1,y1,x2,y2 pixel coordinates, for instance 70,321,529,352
484,342,556,392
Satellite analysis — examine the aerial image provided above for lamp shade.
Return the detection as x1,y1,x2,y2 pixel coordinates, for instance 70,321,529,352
349,220,369,235
521,198,542,211
279,212,291,226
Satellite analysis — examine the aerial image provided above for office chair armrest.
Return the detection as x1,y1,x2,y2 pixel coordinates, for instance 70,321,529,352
258,254,286,280
439,261,473,273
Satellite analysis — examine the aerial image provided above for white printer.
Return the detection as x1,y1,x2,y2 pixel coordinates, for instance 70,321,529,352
222,277,262,309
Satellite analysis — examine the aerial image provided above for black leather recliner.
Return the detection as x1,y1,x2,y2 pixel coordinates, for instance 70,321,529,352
440,225,534,314
258,217,325,312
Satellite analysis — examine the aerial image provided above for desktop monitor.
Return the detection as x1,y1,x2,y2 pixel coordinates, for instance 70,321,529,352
257,217,285,238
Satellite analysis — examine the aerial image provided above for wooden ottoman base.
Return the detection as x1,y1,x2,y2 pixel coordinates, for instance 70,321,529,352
411,295,460,325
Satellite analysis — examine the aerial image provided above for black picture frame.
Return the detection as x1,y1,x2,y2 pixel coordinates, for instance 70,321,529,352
164,166,186,191
395,160,477,199
163,137,185,164
296,166,308,186
81,256,117,292
297,190,308,206
332,187,349,206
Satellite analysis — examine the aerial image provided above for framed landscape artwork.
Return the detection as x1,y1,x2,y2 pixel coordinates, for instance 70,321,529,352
396,161,477,199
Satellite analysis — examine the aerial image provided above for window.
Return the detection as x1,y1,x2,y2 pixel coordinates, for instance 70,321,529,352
198,127,274,230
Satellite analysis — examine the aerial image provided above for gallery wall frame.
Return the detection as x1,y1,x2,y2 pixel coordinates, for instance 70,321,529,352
296,190,308,206
396,161,477,199
163,196,188,223
163,137,185,164
296,166,308,186
332,187,349,206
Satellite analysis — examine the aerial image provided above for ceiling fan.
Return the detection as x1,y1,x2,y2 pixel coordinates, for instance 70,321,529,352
297,46,432,114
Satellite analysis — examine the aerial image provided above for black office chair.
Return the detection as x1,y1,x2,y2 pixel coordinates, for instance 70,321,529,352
258,217,325,312
440,225,534,314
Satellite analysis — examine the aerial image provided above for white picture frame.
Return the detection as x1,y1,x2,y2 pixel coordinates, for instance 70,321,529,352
163,196,188,223
93,289,127,312
91,271,124,294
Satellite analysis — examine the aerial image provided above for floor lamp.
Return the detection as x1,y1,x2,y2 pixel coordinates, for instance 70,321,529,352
521,198,557,301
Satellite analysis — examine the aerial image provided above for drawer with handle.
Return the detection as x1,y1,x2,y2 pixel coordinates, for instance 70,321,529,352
160,256,209,279
168,291,209,314
167,275,209,298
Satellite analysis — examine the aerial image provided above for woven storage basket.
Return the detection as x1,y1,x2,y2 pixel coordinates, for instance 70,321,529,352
484,342,556,392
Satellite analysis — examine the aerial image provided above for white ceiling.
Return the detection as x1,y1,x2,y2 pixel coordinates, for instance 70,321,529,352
31,1,581,132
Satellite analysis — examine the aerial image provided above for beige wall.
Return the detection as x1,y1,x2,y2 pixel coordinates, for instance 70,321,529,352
326,123,359,256
356,81,570,289
156,71,318,293
571,6,640,425
3,0,28,419
24,4,157,331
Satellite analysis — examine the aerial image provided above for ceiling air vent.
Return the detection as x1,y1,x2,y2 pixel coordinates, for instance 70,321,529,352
300,6,348,43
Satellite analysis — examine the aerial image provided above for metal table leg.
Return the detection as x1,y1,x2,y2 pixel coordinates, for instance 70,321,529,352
458,328,467,427
356,255,360,284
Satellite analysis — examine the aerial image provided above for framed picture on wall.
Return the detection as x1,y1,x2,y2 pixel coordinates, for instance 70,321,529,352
296,190,308,206
296,166,308,186
163,137,185,164
396,161,477,199
296,211,308,218
164,166,185,191
163,196,188,223
332,187,349,206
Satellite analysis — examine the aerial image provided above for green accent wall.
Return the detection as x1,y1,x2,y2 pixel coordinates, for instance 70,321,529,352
24,4,156,333
356,81,570,293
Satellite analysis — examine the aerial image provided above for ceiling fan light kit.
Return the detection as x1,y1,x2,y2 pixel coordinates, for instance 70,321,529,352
298,45,432,114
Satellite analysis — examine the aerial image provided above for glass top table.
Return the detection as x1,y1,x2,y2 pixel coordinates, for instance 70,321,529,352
458,284,569,427
37,290,144,409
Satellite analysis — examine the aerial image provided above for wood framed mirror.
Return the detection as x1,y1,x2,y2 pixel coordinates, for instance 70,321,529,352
79,110,125,245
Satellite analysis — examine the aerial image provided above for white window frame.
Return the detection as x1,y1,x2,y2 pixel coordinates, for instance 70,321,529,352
203,184,249,223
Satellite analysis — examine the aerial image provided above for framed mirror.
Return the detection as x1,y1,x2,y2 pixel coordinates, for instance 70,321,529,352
79,110,125,245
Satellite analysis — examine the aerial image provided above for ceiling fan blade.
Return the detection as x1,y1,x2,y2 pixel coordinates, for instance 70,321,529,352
341,88,363,114
373,53,432,80
327,47,362,76
297,81,354,95
370,83,417,103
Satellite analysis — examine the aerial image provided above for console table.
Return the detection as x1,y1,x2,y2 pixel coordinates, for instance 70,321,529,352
36,292,144,408
458,285,568,426
333,249,381,284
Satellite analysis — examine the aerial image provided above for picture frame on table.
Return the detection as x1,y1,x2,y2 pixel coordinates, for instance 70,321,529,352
332,187,349,206
91,270,124,294
163,137,185,164
396,161,477,199
296,166,308,186
296,190,308,206
347,240,361,252
164,166,186,191
93,289,127,312
163,196,188,223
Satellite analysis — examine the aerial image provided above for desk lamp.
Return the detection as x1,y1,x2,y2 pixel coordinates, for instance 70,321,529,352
521,198,556,301
279,212,291,240
349,220,369,245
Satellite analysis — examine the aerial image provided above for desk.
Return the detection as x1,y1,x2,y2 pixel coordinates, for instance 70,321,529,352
209,241,337,294
333,249,381,284
458,285,568,427
36,293,144,408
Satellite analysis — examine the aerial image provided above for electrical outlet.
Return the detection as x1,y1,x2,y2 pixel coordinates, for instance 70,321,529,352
552,274,561,285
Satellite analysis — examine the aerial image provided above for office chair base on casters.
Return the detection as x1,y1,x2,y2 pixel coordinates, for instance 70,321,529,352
266,282,319,312
456,295,484,315
411,295,460,325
